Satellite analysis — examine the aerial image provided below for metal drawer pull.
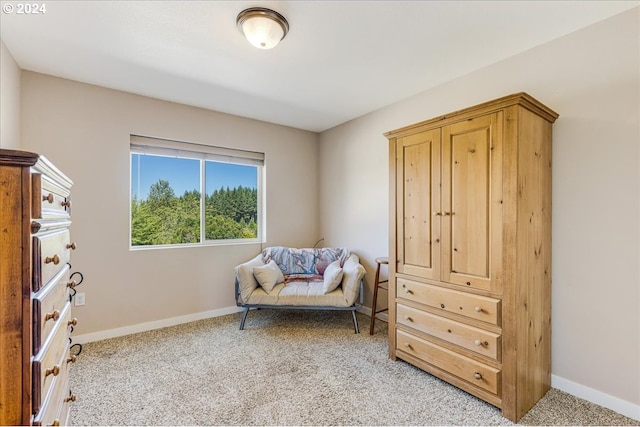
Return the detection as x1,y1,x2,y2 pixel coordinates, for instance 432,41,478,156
44,310,60,322
64,393,77,403
67,355,77,364
404,315,413,322
45,365,60,377
61,200,71,208
43,193,54,203
402,284,413,294
68,318,78,327
474,372,483,380
66,242,77,250
474,306,482,313
404,343,412,350
45,254,60,265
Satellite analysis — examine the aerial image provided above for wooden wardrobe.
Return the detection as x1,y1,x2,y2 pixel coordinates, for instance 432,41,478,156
385,93,558,422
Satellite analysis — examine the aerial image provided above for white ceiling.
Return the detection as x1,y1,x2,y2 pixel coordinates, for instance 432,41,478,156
1,1,637,132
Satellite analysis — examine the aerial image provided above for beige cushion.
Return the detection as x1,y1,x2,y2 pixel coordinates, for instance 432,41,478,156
235,254,264,303
322,260,343,294
341,254,365,305
253,260,284,293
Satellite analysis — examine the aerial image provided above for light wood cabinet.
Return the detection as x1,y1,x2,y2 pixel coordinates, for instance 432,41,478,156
386,93,558,422
0,149,77,426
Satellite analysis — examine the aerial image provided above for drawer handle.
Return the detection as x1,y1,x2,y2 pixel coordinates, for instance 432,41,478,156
44,310,60,322
403,287,413,294
43,193,54,204
474,372,483,380
61,200,71,208
66,242,77,250
403,342,412,350
45,365,60,377
433,211,441,216
404,315,413,322
68,318,78,327
45,254,60,265
67,355,77,364
64,393,77,403
474,306,482,313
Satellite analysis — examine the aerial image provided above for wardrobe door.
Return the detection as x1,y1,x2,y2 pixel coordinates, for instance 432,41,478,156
396,129,441,281
441,113,503,292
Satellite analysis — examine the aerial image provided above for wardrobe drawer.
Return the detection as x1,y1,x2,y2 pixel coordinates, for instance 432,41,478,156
32,304,71,413
397,304,501,360
32,173,71,220
397,278,501,326
397,329,501,396
33,266,72,354
32,229,75,292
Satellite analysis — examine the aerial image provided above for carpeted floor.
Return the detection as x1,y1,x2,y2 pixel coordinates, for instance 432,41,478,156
69,310,637,426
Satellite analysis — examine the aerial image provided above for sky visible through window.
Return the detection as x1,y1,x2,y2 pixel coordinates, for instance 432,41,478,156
131,154,257,200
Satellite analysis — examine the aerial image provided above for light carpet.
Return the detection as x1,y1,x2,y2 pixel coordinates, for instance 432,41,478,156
69,310,637,426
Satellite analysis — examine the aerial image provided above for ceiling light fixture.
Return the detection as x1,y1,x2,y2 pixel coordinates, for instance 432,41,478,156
236,7,289,50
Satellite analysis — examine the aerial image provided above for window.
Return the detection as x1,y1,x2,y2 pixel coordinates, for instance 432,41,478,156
130,135,264,248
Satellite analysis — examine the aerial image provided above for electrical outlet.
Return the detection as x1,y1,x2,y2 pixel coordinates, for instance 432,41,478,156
75,292,85,306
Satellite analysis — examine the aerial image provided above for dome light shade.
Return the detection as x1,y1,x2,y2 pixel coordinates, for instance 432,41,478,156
237,7,289,50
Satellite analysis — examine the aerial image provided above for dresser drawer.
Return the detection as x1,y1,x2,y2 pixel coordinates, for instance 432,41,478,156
397,278,501,326
57,384,74,427
32,363,71,426
32,229,75,292
397,329,501,396
33,265,72,354
31,172,71,220
397,304,501,360
32,303,72,413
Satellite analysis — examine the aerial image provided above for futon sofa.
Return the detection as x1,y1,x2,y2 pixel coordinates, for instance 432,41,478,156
234,246,366,332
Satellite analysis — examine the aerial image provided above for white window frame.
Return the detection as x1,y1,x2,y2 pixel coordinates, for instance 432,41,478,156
130,135,265,250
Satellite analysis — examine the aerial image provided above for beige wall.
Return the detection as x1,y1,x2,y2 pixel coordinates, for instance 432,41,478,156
319,7,639,412
0,40,21,149
20,72,319,335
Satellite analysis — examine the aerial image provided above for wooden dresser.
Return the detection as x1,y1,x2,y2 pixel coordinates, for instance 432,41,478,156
0,149,78,426
385,93,558,422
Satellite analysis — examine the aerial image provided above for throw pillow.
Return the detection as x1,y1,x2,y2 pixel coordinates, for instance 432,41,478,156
322,260,344,294
253,260,284,293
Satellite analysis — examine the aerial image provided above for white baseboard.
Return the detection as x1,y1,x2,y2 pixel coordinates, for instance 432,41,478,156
552,374,639,421
72,305,639,421
72,306,243,345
